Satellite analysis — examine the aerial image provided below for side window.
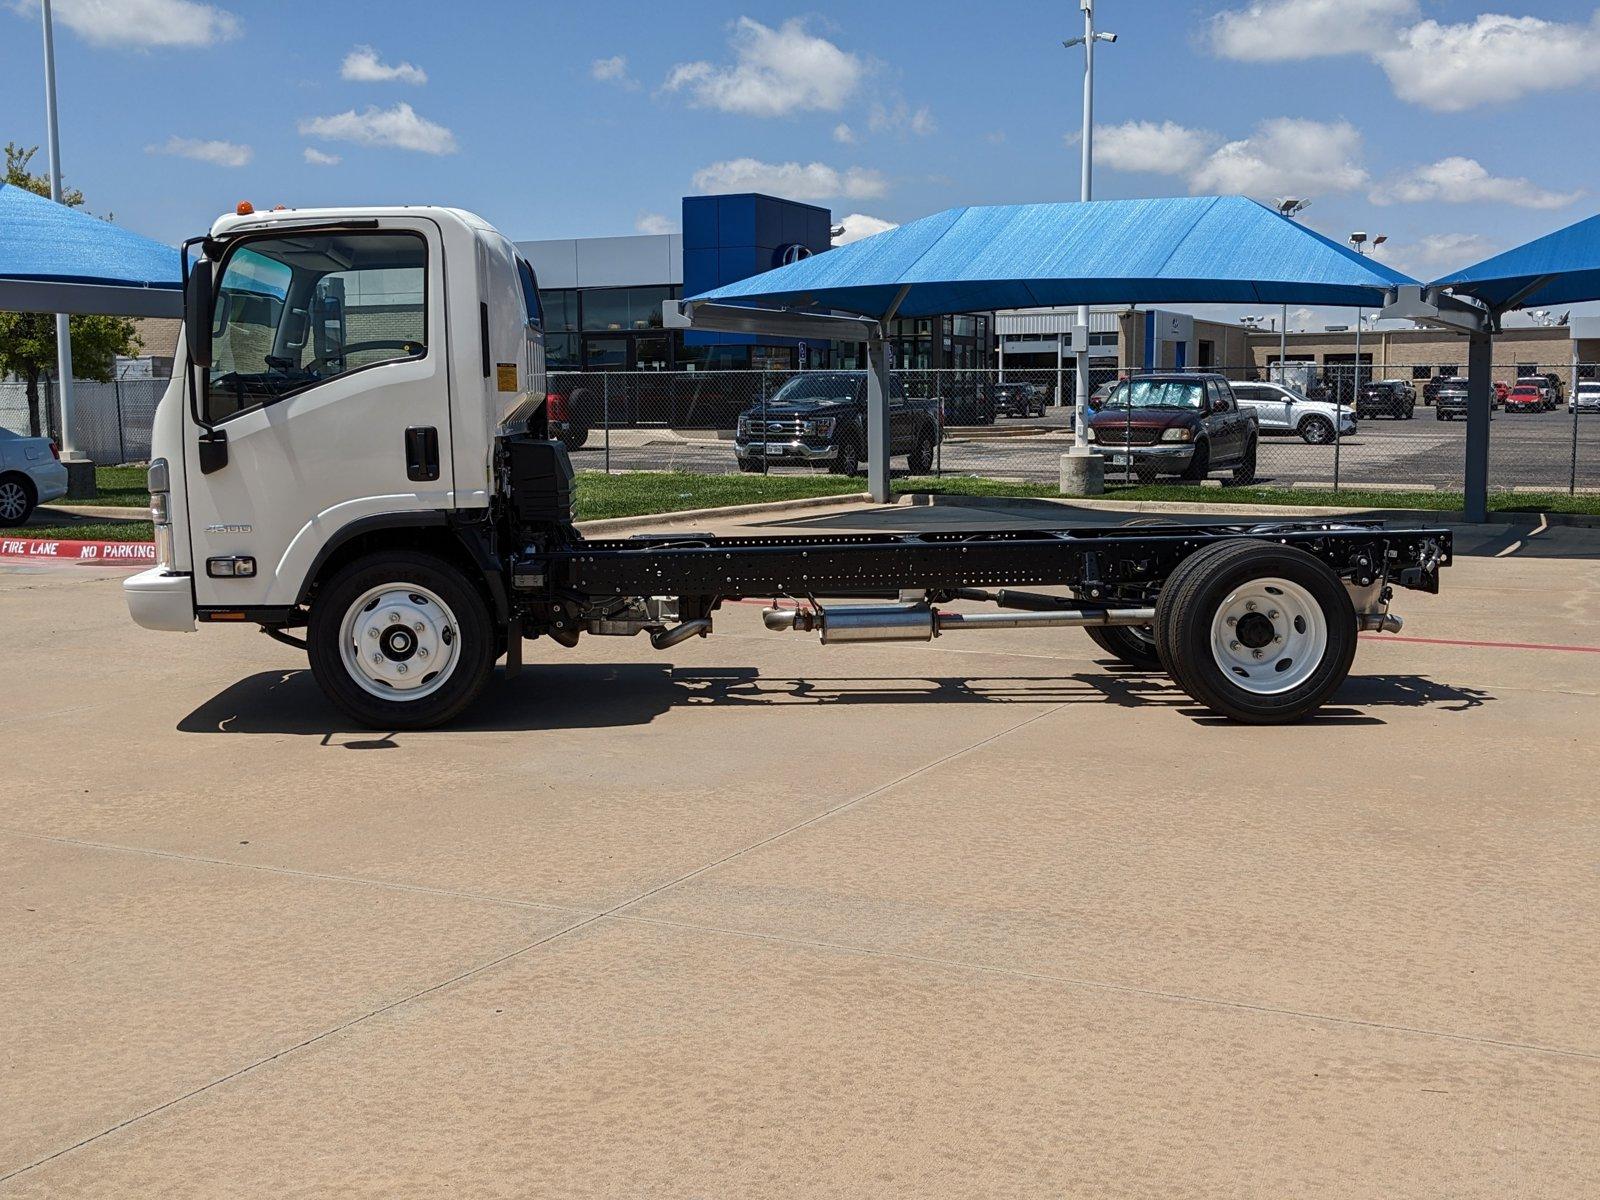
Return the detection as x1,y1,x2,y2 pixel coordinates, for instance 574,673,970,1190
516,258,543,328
206,231,427,423
1232,385,1258,403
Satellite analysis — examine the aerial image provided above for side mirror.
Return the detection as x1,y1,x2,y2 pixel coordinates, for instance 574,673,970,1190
185,259,214,368
1213,396,1231,414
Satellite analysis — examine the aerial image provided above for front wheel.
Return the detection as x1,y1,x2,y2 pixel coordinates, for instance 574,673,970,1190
1179,439,1211,481
1155,540,1357,723
1298,415,1333,445
832,437,861,477
907,428,936,474
308,551,497,730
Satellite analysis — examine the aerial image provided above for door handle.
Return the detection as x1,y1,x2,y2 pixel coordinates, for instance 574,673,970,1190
404,426,440,482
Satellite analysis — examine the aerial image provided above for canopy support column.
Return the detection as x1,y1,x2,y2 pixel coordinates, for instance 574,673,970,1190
866,333,892,504
1464,329,1492,524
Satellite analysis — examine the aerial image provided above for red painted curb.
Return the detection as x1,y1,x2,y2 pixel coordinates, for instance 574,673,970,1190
0,536,156,566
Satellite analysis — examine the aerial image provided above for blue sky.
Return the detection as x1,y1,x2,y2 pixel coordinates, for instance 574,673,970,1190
4,0,1599,325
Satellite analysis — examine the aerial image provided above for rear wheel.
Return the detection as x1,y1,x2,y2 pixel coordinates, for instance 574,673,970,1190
0,474,35,527
308,551,496,730
1085,624,1162,670
1231,438,1257,485
1155,540,1356,723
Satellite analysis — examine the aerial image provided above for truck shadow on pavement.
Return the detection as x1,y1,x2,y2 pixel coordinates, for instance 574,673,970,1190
177,662,1492,739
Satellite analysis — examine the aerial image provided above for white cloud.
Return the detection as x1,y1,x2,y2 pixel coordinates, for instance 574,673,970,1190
635,211,675,235
1096,120,1214,175
26,0,240,48
833,123,857,144
868,100,936,138
1209,0,1416,61
1370,156,1580,211
303,147,341,167
1375,232,1497,279
1188,118,1367,197
985,130,1006,145
832,213,898,245
1373,13,1600,112
298,102,457,155
591,55,637,88
146,135,251,168
664,17,863,116
691,158,888,201
340,45,427,85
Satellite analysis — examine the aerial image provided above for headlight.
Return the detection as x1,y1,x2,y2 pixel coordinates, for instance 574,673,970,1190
1161,427,1194,442
1083,426,1096,442
803,417,836,438
147,457,169,494
737,417,751,436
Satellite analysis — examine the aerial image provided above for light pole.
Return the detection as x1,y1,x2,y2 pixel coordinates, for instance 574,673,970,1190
39,0,82,472
1345,232,1385,491
1060,1,1116,494
1272,197,1310,384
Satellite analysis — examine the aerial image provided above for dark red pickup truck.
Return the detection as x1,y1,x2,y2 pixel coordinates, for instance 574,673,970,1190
1086,373,1259,484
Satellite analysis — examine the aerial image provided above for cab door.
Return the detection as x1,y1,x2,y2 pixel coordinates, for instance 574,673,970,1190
184,220,452,609
1206,379,1245,462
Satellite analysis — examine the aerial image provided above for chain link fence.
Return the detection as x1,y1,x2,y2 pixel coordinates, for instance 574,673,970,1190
0,376,168,464
3,364,1595,496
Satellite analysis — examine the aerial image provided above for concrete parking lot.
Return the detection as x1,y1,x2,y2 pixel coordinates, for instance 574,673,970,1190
3,499,1598,1197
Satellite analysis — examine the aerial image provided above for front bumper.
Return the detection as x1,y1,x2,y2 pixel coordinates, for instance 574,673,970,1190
124,567,196,632
1094,443,1196,470
31,462,68,505
736,439,837,462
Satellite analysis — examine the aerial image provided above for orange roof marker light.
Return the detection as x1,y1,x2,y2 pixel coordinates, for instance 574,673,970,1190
235,200,254,216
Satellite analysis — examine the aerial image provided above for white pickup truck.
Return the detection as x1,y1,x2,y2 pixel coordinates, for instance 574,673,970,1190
125,204,1451,729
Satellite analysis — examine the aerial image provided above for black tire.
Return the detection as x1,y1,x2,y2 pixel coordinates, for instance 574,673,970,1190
1232,438,1257,485
1405,404,1415,420
1085,624,1163,670
832,437,861,477
1298,415,1334,445
555,423,590,451
1180,438,1211,481
1155,540,1357,724
0,473,36,527
307,551,497,730
907,428,936,474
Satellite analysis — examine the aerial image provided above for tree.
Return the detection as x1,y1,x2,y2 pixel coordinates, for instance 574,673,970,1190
1,143,140,438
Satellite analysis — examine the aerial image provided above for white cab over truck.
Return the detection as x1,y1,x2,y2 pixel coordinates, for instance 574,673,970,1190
127,205,1452,728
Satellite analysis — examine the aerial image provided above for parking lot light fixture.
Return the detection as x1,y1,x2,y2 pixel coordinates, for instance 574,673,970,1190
1272,198,1311,385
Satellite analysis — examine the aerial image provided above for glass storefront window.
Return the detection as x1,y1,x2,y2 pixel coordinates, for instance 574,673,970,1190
583,336,629,369
580,286,675,332
540,289,577,333
545,333,579,369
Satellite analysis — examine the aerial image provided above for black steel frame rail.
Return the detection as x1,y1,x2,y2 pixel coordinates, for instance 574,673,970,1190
550,521,1453,598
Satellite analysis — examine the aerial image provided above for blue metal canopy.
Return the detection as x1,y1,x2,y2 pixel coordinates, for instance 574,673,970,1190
689,196,1416,318
0,182,181,316
1429,211,1600,313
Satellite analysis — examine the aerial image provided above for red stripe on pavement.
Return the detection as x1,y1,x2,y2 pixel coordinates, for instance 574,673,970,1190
0,537,155,566
1362,633,1600,655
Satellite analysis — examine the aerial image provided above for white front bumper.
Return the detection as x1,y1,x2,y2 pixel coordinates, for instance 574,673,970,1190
124,567,196,632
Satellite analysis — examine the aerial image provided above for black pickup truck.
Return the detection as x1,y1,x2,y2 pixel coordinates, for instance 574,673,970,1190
734,371,942,475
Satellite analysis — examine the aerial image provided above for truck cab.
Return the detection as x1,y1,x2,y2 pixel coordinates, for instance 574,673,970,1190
127,206,545,629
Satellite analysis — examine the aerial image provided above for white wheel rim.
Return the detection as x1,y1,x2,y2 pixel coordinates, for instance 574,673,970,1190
338,584,461,701
0,481,26,520
1209,576,1327,695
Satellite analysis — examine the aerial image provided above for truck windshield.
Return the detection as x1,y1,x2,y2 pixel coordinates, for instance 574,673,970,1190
772,374,859,403
205,231,427,422
1104,380,1205,410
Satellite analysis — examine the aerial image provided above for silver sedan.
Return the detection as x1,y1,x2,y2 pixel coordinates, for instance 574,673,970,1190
0,428,69,526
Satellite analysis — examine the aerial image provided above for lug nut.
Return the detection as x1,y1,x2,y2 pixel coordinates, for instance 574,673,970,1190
418,648,429,659
1273,635,1283,644
371,653,383,664
368,628,378,639
1245,601,1256,611
396,663,408,675
413,622,425,632
1229,640,1240,651
1252,649,1263,659
1267,609,1279,620
1226,616,1237,626
387,612,400,623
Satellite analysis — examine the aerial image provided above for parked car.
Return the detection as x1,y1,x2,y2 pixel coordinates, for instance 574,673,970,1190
986,380,1048,418
0,428,67,526
1230,380,1355,444
1493,380,1510,405
1569,381,1600,414
541,386,592,450
1515,375,1559,411
1504,383,1545,413
1433,379,1497,421
1085,373,1258,484
733,371,941,475
1356,380,1415,420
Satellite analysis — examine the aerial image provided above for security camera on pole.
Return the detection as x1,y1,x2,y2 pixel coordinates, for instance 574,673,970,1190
1059,0,1116,497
